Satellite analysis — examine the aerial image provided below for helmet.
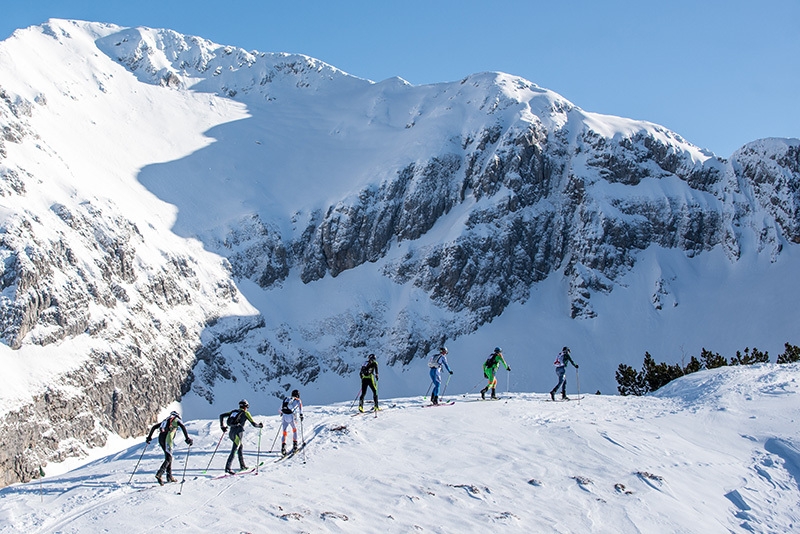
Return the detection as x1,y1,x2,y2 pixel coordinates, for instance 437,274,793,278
368,354,376,361
170,411,180,418
291,389,300,398
238,399,249,409
494,347,502,354
562,346,570,353
440,346,448,354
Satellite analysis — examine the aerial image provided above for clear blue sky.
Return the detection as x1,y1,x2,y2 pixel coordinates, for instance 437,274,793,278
1,0,797,157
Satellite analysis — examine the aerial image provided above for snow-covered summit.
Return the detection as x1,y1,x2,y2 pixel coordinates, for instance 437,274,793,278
0,19,798,489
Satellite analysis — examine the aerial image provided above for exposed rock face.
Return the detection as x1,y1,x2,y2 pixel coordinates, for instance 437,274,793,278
0,20,798,488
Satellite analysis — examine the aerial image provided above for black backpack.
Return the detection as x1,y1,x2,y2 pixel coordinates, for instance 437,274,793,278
281,397,293,415
226,410,245,426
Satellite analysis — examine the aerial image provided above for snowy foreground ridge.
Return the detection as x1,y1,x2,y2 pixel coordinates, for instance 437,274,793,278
1,364,798,533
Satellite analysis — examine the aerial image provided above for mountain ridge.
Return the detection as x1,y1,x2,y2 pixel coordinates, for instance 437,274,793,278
0,19,797,487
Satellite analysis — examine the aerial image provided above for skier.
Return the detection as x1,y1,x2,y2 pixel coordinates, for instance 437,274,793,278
358,354,379,412
481,347,511,400
219,399,263,475
279,389,304,455
146,411,193,485
550,346,579,401
428,346,453,405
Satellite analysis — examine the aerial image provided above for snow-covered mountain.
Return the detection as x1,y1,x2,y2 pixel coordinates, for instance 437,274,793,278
0,19,798,487
1,363,798,532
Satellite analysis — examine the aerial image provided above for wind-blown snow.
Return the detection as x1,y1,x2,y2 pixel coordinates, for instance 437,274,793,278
1,363,798,532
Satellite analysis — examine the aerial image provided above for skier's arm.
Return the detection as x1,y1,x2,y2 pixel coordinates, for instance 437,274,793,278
177,421,193,445
146,423,159,442
502,355,511,371
245,410,263,428
219,412,230,431
443,356,452,374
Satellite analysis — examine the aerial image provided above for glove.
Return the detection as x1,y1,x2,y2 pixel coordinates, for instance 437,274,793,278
221,426,227,433
186,437,193,446
449,370,454,375
508,367,512,371
300,414,304,421
575,364,580,369
146,437,151,444
257,422,264,428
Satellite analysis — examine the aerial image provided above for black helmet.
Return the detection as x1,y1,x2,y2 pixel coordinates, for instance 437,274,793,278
170,411,180,418
562,346,570,353
368,354,376,361
238,399,249,409
291,389,300,398
440,346,448,354
494,347,502,354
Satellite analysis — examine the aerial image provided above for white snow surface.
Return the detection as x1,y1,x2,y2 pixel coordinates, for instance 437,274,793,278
1,363,798,533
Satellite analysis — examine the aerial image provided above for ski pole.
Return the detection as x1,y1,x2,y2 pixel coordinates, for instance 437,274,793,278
128,441,149,484
507,368,511,395
178,445,190,495
424,381,433,400
256,427,263,473
300,416,307,464
441,373,452,399
349,388,361,410
576,368,581,405
268,423,282,453
462,379,484,398
203,431,226,474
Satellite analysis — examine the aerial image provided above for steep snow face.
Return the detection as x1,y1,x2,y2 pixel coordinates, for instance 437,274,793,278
0,19,798,488
0,364,798,533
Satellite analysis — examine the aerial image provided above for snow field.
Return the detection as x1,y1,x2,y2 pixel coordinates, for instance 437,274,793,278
1,363,798,533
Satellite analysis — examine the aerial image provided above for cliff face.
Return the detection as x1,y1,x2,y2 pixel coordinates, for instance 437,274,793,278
0,20,797,487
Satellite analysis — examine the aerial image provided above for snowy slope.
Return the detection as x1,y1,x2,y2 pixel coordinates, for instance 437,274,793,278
1,363,798,533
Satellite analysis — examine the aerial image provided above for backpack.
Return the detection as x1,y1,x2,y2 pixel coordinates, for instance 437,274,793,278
281,397,294,415
428,354,440,368
360,361,372,377
226,410,245,427
484,354,497,369
159,414,178,434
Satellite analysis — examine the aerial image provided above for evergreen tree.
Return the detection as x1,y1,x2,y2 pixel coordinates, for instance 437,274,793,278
683,355,702,374
731,347,769,365
777,343,800,364
700,348,727,369
616,363,647,396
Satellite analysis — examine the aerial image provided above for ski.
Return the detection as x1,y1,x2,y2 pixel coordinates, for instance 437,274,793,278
423,401,455,407
275,444,305,462
211,462,264,479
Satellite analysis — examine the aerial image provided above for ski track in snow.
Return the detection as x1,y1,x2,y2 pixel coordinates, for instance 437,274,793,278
1,364,799,533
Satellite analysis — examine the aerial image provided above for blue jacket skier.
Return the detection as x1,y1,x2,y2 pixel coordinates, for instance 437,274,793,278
428,346,453,405
550,346,579,400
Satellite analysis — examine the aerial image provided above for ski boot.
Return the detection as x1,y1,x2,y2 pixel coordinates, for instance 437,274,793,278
292,440,298,453
480,387,487,400
167,475,178,483
281,443,287,456
549,390,556,401
155,473,164,486
358,404,364,413
491,388,497,399
432,395,439,405
562,393,570,401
